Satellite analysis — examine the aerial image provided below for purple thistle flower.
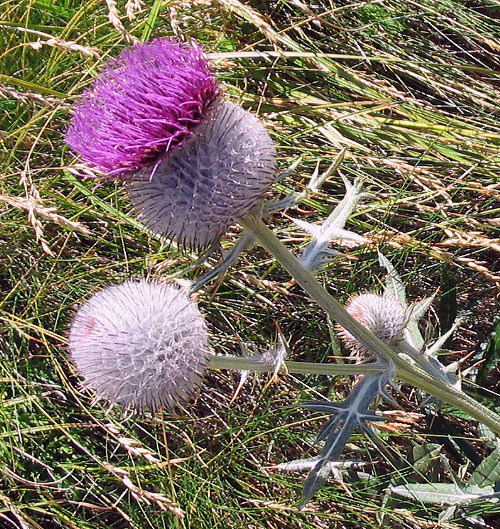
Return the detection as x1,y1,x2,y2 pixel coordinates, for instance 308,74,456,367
68,280,211,413
339,293,407,355
66,38,277,249
128,98,277,249
66,38,219,176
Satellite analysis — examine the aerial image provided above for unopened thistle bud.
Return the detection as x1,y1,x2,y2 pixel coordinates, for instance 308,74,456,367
65,38,277,249
68,280,211,412
339,293,407,355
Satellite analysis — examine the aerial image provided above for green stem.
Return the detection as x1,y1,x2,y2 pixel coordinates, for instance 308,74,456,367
208,355,385,376
396,340,451,385
239,212,500,436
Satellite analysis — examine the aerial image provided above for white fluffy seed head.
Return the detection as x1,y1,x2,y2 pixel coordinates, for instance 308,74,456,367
339,293,407,354
68,280,211,413
127,98,277,250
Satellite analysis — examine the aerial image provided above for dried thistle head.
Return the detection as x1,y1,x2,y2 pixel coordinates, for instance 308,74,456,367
65,38,219,177
339,293,407,356
128,98,277,249
68,280,211,413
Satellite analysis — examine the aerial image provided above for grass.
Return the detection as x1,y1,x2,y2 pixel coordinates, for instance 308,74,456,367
0,0,499,527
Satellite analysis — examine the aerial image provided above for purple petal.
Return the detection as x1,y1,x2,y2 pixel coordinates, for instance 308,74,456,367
66,38,219,177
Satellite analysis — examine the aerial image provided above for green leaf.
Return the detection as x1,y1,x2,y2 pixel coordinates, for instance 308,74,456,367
378,253,406,304
390,483,496,505
405,298,433,349
140,0,163,42
408,297,434,325
409,443,442,482
438,506,458,523
475,315,500,386
0,74,67,98
477,422,499,450
469,448,500,487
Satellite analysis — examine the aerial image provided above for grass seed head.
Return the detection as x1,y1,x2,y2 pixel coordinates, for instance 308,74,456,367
68,279,211,413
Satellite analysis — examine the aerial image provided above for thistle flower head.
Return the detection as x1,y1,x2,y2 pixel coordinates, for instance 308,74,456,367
339,293,407,354
128,98,277,249
68,280,211,412
66,38,277,249
65,38,219,176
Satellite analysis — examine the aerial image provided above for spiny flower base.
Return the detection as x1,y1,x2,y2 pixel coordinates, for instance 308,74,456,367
339,293,407,356
128,98,277,249
68,280,210,412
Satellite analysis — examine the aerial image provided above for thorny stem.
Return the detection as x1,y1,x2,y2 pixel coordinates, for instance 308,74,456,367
396,339,453,385
208,355,385,376
238,212,500,436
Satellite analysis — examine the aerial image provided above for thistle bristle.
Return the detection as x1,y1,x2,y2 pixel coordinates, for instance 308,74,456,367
339,293,407,355
68,280,211,413
65,38,219,177
128,98,277,250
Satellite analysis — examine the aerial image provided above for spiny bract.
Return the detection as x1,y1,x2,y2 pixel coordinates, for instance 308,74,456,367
128,98,277,249
68,280,211,412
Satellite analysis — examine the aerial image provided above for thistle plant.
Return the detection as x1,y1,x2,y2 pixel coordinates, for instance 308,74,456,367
65,36,500,507
237,211,499,436
69,279,387,413
296,281,421,504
